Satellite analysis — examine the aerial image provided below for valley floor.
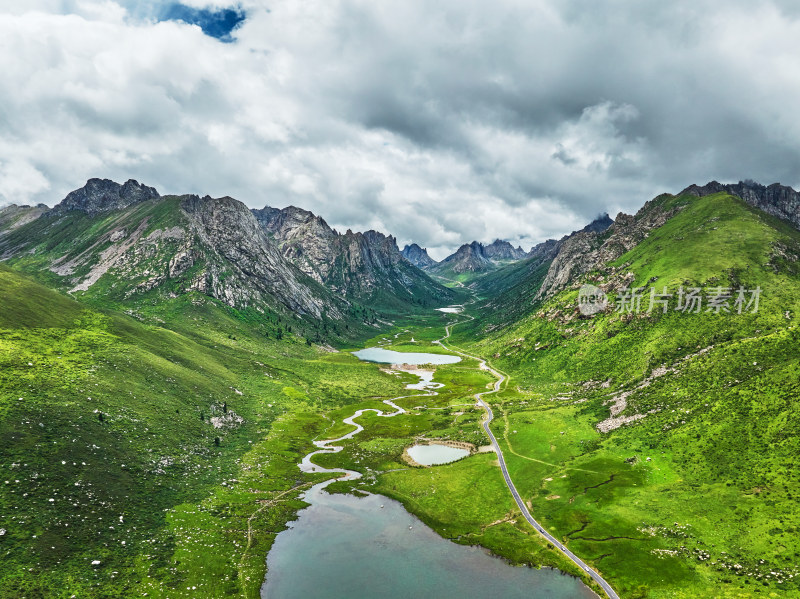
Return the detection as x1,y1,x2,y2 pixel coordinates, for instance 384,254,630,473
2,283,798,598
299,311,800,599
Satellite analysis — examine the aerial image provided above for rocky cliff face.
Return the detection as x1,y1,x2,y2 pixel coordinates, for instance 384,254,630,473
681,180,800,230
54,178,160,215
483,239,527,261
253,205,453,307
526,238,562,265
252,205,339,284
534,196,682,300
0,181,348,325
0,203,49,237
401,243,437,268
523,214,613,262
179,196,338,318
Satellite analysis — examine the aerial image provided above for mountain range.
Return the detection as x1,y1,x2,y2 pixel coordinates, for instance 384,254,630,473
0,178,456,340
425,239,528,281
448,182,800,598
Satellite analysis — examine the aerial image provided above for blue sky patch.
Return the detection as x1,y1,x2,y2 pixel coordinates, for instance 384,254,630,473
161,4,246,42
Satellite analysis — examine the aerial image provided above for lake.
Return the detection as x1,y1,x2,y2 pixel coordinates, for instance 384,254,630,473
352,347,461,365
261,481,597,599
262,341,595,599
407,443,470,465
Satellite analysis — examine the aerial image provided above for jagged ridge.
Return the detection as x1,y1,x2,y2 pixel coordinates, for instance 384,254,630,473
0,181,363,340
401,243,437,268
254,205,455,310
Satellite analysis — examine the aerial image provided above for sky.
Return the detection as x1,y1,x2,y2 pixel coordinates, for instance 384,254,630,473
1,1,799,259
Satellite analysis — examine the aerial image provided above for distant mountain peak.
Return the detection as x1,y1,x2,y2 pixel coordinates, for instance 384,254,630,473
401,243,437,268
581,213,614,234
55,178,159,215
429,238,526,277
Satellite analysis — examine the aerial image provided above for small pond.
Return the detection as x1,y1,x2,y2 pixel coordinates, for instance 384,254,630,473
407,443,470,465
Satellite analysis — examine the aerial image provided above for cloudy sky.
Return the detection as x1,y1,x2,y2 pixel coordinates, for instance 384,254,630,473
1,1,799,258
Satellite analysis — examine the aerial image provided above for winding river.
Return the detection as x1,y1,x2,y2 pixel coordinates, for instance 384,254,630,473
261,332,597,599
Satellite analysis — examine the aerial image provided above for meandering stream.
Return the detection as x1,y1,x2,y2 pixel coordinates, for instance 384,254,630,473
261,336,596,599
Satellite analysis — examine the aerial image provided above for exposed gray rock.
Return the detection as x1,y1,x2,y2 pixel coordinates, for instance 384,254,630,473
526,238,562,265
253,205,338,283
0,203,49,237
579,213,614,234
400,243,437,268
534,197,683,301
431,241,494,275
522,214,612,263
181,195,337,318
680,180,800,230
1,182,349,325
253,205,452,306
54,178,159,215
429,239,527,276
483,239,527,261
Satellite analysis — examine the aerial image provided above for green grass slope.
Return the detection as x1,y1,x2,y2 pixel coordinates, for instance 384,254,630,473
0,265,411,598
467,254,555,327
426,261,505,285
449,192,800,597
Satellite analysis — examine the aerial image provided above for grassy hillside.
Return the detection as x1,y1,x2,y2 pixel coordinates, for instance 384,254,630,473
446,192,800,596
0,264,411,598
467,254,554,326
426,261,507,285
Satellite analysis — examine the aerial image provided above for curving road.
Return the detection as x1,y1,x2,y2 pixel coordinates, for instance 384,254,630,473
301,307,619,599
436,315,620,599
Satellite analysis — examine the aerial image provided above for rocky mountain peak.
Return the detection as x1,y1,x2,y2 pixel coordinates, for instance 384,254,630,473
680,180,800,230
532,198,685,302
401,243,437,268
178,194,337,318
252,205,452,307
361,229,398,250
431,241,492,275
581,213,614,234
55,178,159,215
429,238,529,277
253,205,335,242
483,239,527,261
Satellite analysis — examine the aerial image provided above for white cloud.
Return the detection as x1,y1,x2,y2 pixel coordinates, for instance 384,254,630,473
1,1,800,255
0,159,50,203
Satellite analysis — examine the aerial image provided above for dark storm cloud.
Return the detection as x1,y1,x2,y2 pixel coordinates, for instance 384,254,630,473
1,0,799,255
